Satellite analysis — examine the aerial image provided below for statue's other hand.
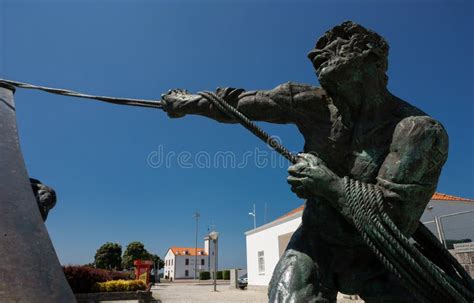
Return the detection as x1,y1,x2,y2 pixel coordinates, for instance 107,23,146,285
161,89,201,118
287,153,340,200
30,178,57,221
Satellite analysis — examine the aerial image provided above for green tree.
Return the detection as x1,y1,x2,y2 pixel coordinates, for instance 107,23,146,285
150,253,165,270
122,241,151,270
94,242,122,270
121,241,165,270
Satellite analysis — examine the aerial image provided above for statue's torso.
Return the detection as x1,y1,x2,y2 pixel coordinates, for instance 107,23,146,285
298,93,424,246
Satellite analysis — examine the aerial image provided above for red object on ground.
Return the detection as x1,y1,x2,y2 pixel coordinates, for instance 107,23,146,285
133,260,153,285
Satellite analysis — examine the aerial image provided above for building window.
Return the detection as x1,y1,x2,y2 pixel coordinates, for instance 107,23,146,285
201,259,205,265
185,270,189,277
185,258,189,265
258,251,265,274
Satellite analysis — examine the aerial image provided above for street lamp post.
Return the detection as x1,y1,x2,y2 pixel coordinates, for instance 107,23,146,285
249,204,256,229
193,212,200,279
208,231,219,292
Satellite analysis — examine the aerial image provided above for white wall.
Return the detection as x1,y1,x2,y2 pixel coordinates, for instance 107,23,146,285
245,214,302,286
245,199,473,287
421,200,474,241
174,255,209,279
163,250,175,279
164,237,218,280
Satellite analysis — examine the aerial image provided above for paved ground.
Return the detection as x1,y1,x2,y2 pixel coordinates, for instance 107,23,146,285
152,281,266,303
151,281,364,303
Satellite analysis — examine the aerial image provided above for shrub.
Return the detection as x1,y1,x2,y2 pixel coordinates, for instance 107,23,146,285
63,266,111,293
95,280,146,292
199,271,211,280
63,266,136,293
216,271,223,280
223,270,230,280
109,270,133,281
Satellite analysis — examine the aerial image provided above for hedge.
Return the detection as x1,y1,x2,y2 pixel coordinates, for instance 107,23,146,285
63,266,110,293
63,266,133,293
199,271,211,280
223,270,230,280
94,280,146,292
109,270,133,281
200,271,227,280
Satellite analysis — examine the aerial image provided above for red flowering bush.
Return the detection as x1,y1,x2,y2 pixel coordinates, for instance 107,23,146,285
109,270,134,281
63,266,136,293
63,266,110,293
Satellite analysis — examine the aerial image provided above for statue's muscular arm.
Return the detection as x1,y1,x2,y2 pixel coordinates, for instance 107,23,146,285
374,116,449,234
161,82,327,125
288,115,448,236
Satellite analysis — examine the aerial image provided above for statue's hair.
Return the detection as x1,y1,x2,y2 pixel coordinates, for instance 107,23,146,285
311,21,390,72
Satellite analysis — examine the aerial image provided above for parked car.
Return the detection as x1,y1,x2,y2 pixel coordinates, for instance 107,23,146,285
238,273,248,289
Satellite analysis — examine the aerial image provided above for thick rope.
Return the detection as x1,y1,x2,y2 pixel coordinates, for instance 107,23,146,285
198,91,298,164
414,223,474,291
345,179,435,303
344,177,473,302
0,79,163,109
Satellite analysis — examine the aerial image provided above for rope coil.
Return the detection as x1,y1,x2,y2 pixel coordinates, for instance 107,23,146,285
343,177,474,303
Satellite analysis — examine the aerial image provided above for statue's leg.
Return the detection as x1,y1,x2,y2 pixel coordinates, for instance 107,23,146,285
268,226,338,303
357,271,417,303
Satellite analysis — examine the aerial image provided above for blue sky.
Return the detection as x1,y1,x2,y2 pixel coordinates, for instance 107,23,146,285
1,0,473,269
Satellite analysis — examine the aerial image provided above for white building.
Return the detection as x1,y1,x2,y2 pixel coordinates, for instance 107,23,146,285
164,236,216,280
245,205,303,286
245,192,474,287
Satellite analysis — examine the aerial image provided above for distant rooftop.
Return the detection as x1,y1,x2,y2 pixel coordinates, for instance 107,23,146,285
169,247,207,256
244,192,474,236
431,192,474,202
277,192,473,221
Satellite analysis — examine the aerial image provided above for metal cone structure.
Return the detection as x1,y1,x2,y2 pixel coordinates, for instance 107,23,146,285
0,84,76,302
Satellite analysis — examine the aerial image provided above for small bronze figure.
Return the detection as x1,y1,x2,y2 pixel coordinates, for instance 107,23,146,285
30,178,57,221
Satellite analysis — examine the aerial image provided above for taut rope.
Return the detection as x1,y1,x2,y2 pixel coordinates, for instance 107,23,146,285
0,79,162,109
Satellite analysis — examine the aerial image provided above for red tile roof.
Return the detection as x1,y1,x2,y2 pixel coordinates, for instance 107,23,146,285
277,192,473,221
169,247,207,256
277,205,305,220
431,192,474,202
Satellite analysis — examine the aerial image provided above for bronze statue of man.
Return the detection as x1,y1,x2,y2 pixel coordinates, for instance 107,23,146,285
162,21,448,302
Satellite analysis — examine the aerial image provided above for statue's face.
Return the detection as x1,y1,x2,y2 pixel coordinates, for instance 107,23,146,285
308,22,388,90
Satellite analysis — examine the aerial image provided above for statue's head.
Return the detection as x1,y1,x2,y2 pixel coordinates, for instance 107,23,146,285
308,21,389,91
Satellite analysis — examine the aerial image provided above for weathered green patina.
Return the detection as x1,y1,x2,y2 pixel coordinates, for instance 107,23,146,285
162,21,454,302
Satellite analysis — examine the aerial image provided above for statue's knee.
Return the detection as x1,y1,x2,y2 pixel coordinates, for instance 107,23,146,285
276,249,314,277
269,249,317,297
